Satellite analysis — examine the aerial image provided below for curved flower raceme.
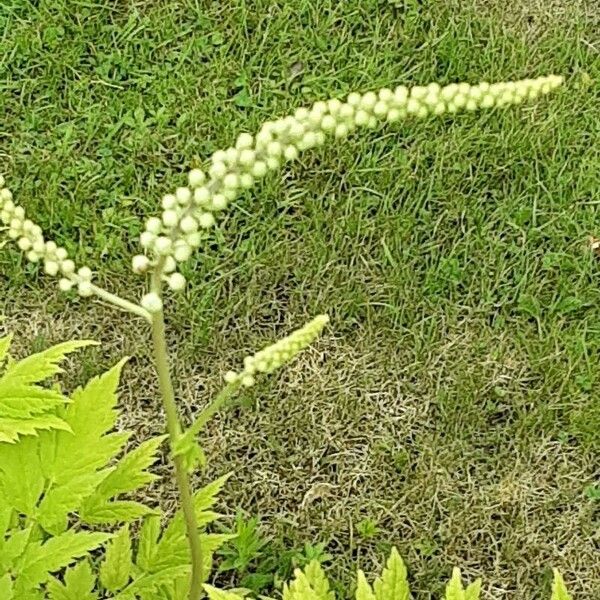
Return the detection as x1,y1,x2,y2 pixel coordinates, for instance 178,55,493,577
224,314,330,387
0,177,94,297
1,75,563,308
135,75,564,294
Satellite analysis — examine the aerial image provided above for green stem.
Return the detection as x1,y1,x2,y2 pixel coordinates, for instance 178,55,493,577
90,284,152,322
149,267,205,600
173,380,241,455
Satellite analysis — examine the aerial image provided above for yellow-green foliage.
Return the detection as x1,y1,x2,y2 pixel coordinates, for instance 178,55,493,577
0,336,230,599
208,548,572,600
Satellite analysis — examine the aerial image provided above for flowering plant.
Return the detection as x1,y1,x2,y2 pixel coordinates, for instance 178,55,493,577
0,74,565,599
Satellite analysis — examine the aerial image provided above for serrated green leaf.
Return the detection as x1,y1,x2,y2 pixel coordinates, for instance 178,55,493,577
100,525,133,592
304,561,334,599
0,497,12,537
81,499,156,525
2,340,97,385
465,578,482,600
25,360,135,531
0,335,12,365
551,570,572,600
373,547,409,600
356,570,376,600
135,515,161,571
0,526,32,572
38,469,111,535
0,573,13,599
0,435,44,514
285,570,318,600
0,414,71,443
112,565,190,599
444,568,464,600
204,584,246,599
145,475,229,572
14,530,111,593
0,383,67,418
47,560,97,600
44,359,129,484
81,435,165,519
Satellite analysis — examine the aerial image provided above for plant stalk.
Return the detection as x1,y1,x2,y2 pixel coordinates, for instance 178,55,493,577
90,284,152,322
149,269,205,599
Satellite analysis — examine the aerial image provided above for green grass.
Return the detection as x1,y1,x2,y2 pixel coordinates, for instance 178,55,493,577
1,0,599,598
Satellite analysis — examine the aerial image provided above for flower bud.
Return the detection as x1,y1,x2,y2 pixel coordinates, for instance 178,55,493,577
267,141,282,157
387,108,402,122
355,110,370,126
155,236,173,255
132,254,150,273
78,266,92,281
141,292,162,313
198,212,216,229
241,374,255,388
224,370,238,383
266,156,280,171
347,92,362,106
212,149,227,163
17,237,31,251
240,173,254,189
194,187,211,206
161,195,177,211
174,242,192,262
61,259,75,275
252,161,268,178
360,92,377,111
236,132,254,149
59,278,74,292
334,124,349,138
320,115,336,131
239,149,255,166
209,161,227,179
295,107,310,120
244,315,329,375
140,231,156,249
223,148,238,166
186,232,202,247
162,210,179,228
284,145,299,161
164,256,176,273
167,272,186,291
406,98,421,114
243,356,256,374
188,169,206,188
373,101,388,117
180,215,198,233
211,194,228,211
223,173,239,190
146,217,163,234
176,187,192,206
78,281,93,297
44,261,59,276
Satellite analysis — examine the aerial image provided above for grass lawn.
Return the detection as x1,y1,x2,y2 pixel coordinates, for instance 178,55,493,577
1,0,599,598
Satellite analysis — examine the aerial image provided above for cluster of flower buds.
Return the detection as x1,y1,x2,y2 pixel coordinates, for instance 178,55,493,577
136,75,564,293
224,314,330,387
0,176,93,297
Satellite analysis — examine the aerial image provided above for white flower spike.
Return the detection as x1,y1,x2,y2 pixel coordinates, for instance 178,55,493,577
134,75,563,295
